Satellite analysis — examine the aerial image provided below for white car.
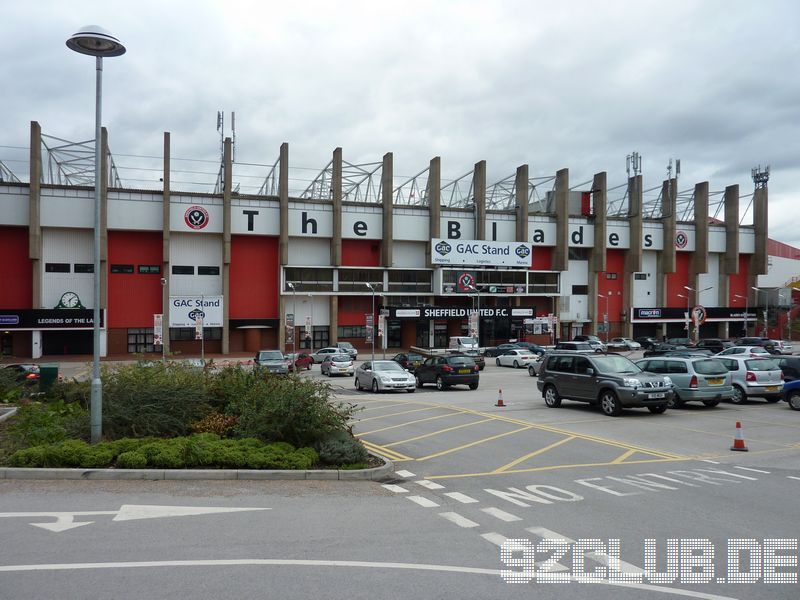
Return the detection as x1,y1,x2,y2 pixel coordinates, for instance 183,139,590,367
320,353,354,377
310,347,341,363
716,346,771,358
496,349,536,368
355,360,416,393
716,355,784,404
608,337,642,350
776,340,794,355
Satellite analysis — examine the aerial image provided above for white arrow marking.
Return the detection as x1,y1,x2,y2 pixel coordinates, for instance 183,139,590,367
31,515,96,533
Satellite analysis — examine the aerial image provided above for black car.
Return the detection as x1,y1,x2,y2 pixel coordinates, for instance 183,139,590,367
776,356,800,381
667,337,696,348
2,363,40,384
644,343,688,358
414,355,480,390
484,343,521,357
449,350,485,370
695,338,733,354
391,352,424,372
513,342,546,355
635,337,660,350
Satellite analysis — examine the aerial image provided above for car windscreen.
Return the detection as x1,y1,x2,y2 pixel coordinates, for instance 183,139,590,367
330,355,351,362
259,351,283,361
407,353,423,361
692,359,727,375
745,359,780,371
591,355,642,374
373,362,404,372
447,356,476,366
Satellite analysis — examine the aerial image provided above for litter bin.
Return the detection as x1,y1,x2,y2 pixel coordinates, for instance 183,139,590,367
38,363,59,392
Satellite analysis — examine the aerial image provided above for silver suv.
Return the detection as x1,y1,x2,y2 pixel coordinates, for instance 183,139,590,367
536,352,674,416
635,356,732,408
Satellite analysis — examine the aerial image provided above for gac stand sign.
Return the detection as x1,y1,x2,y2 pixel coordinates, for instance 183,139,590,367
431,238,533,267
169,296,224,328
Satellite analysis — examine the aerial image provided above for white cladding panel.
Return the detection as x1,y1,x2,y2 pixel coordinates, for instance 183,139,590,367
559,259,589,320
643,222,664,250
486,217,516,242
606,222,630,249
674,223,696,252
170,202,224,234
108,199,162,231
698,254,720,306
170,232,223,296
231,200,280,235
290,294,331,327
739,228,755,253
288,205,333,237
632,251,658,307
709,226,726,253
392,240,427,268
528,217,556,246
42,228,94,309
342,206,382,240
41,189,93,228
393,210,429,241
440,212,475,240
0,187,28,226
287,237,331,266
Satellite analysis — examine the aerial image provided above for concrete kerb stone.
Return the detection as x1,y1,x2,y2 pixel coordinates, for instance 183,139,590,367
0,406,18,423
0,456,394,482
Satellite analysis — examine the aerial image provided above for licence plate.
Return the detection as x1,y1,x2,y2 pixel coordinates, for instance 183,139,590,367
707,378,723,385
648,393,665,399
339,368,348,372
766,385,779,392
458,369,471,374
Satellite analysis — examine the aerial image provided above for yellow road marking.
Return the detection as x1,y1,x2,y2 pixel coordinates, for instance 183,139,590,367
415,425,535,462
357,411,465,436
356,400,414,412
385,418,496,447
360,440,413,462
611,448,637,464
492,436,577,473
355,406,439,423
657,424,791,448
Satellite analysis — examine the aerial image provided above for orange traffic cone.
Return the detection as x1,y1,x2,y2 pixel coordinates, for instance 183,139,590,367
730,421,749,452
496,389,506,407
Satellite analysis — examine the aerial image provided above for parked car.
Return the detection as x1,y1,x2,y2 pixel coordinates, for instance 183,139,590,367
335,341,358,359
536,352,673,416
528,355,545,377
554,341,595,354
253,349,289,375
310,347,342,363
320,353,355,377
736,337,779,354
775,356,800,381
784,379,800,410
776,340,795,355
391,352,424,372
483,343,522,357
573,335,607,353
285,352,313,371
450,350,485,371
513,341,547,355
694,338,734,354
667,337,696,348
354,360,415,393
716,346,771,358
636,356,731,408
643,343,683,358
716,356,784,404
634,337,659,350
496,348,537,368
449,336,479,352
2,363,40,385
659,349,714,358
607,338,642,351
414,355,480,390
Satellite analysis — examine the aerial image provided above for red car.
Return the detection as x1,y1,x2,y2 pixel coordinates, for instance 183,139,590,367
287,353,313,372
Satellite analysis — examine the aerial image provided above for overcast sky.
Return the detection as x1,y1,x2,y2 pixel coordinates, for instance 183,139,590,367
2,0,799,245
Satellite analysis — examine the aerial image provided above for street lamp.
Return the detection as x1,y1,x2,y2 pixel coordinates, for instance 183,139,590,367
287,281,296,370
365,282,379,363
67,26,126,444
597,293,609,343
752,286,768,337
733,293,748,337
684,285,712,341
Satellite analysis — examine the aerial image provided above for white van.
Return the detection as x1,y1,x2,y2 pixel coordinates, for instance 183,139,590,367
449,336,478,352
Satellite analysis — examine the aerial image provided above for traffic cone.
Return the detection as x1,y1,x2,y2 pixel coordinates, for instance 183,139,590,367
730,421,749,452
496,389,506,407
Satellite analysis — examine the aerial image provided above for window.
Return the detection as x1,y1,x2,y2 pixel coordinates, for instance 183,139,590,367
338,326,367,339
138,265,161,274
387,270,432,293
45,263,70,273
528,272,559,294
568,248,589,260
198,266,220,275
170,327,222,341
634,273,648,280
172,265,194,275
605,273,617,280
74,264,94,273
572,285,589,295
666,361,688,374
111,264,134,274
284,267,334,292
127,328,155,353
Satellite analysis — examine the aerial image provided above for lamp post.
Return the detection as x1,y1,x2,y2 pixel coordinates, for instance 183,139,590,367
67,26,126,444
365,282,378,363
287,282,296,370
597,293,609,343
733,293,748,337
684,285,713,341
752,286,768,337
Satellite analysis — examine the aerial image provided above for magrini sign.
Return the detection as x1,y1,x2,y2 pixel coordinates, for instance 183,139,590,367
169,296,224,328
431,238,532,267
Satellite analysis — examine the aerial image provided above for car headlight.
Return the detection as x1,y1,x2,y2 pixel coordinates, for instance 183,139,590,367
379,374,392,382
663,376,672,386
622,378,641,388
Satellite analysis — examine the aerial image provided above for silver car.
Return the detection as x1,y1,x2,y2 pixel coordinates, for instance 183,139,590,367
608,337,642,351
254,349,289,375
320,353,354,377
716,346,771,358
636,356,732,408
355,360,416,393
716,356,784,404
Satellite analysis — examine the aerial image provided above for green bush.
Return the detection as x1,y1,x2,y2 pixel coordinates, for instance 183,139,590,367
0,368,22,402
116,451,147,469
5,401,89,451
45,378,91,407
316,431,368,466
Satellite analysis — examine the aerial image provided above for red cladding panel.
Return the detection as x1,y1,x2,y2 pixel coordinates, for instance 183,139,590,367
108,231,162,328
338,295,373,325
0,227,33,308
230,236,279,318
666,252,691,308
597,250,625,322
531,247,552,271
341,239,381,267
729,255,750,306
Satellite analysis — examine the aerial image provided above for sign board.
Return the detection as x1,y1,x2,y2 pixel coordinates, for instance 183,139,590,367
0,309,104,330
692,305,707,326
153,314,163,346
304,316,312,340
169,296,223,328
365,313,374,343
469,312,479,337
431,238,533,267
377,314,385,337
286,314,295,344
194,316,203,340
632,306,757,323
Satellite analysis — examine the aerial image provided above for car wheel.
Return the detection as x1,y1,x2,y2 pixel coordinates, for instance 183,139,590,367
599,390,622,416
469,382,479,390
528,365,537,377
355,377,361,391
730,385,746,405
595,348,604,354
349,373,354,377
415,375,423,388
306,363,311,370
543,385,561,408
788,391,800,411
648,404,668,414
436,375,447,391
513,360,520,369
371,379,379,393
667,394,684,409
703,400,720,407
496,358,501,366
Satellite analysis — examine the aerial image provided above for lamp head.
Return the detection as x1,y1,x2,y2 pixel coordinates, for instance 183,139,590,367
67,25,126,57
287,281,295,290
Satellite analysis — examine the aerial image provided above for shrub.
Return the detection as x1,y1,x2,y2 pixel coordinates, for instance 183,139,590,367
116,451,147,469
45,378,91,407
190,412,237,436
5,401,89,451
316,431,368,466
0,368,22,402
